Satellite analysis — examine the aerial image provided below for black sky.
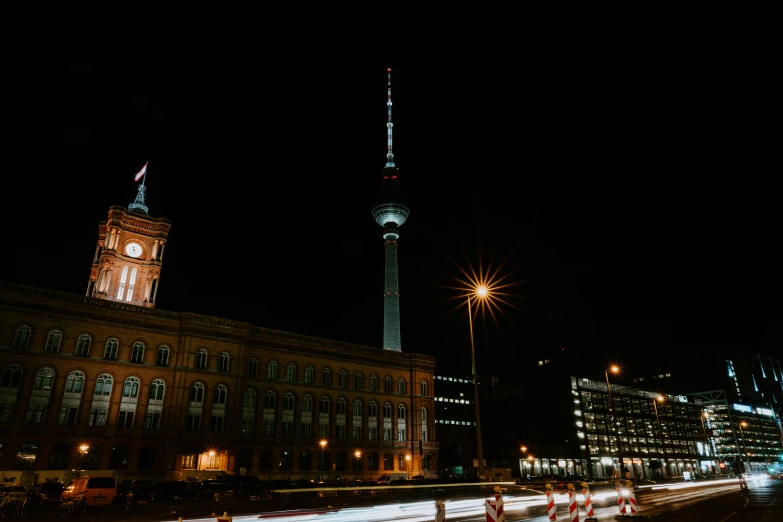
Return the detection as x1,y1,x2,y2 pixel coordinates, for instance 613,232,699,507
9,17,781,385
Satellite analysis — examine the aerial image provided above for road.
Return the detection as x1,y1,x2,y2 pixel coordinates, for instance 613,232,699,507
16,475,781,522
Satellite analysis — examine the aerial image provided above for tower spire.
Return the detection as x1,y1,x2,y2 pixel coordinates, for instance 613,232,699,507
386,68,395,168
129,162,150,215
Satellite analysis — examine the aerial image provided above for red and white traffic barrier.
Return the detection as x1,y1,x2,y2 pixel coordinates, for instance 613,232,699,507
434,499,445,522
615,481,627,515
546,483,557,521
567,483,579,522
581,482,597,522
485,491,505,522
625,481,638,515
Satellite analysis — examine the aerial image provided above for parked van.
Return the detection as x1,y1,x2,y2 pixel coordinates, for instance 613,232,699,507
60,476,117,506
377,473,408,485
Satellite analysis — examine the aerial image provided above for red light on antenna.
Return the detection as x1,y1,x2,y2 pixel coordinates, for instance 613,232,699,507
387,68,391,72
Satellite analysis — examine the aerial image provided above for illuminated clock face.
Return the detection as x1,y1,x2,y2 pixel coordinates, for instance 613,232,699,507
124,242,142,258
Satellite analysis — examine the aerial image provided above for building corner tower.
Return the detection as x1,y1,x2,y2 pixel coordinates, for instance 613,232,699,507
86,167,171,308
372,68,410,352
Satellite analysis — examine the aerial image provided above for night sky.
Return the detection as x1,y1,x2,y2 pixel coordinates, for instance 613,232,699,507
9,18,780,387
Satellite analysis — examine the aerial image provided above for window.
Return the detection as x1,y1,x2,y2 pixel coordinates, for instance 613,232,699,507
76,334,91,357
131,342,145,363
65,371,85,393
264,391,276,410
248,358,259,378
353,400,362,417
319,397,330,414
383,454,393,470
219,352,230,373
421,407,427,441
267,361,278,379
182,454,196,469
189,383,205,403
384,403,392,419
45,330,62,353
304,366,314,384
286,363,297,382
12,326,31,350
262,420,274,435
186,414,201,430
104,338,119,360
322,368,332,386
384,377,392,393
284,393,295,411
339,370,347,388
0,402,13,422
243,389,256,407
157,346,170,366
25,405,46,424
368,401,377,418
149,379,165,400
1,364,23,388
398,404,406,420
420,380,428,396
122,377,140,398
398,379,406,395
370,375,378,392
117,410,134,428
196,349,208,370
94,374,112,397
337,398,347,415
58,407,78,426
399,454,408,470
302,395,313,412
354,373,363,390
213,384,227,405
33,368,54,391
210,415,225,432
241,418,254,434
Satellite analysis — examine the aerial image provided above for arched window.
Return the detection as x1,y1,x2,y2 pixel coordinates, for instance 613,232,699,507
284,393,295,411
103,338,119,360
76,334,91,357
369,375,378,392
0,364,22,388
368,401,377,418
322,368,332,386
398,379,406,395
421,407,428,442
248,358,259,378
302,395,313,412
420,380,428,396
219,352,230,373
131,342,145,363
304,366,314,384
189,382,205,403
195,349,208,370
384,376,392,393
319,397,330,414
353,400,362,417
122,377,140,398
397,404,406,420
339,370,347,388
264,391,276,409
12,325,31,350
243,389,256,407
33,368,55,391
149,379,165,400
337,398,347,415
213,384,227,405
157,346,170,366
65,371,85,393
45,330,62,353
286,363,297,382
94,374,113,397
354,373,363,390
383,403,392,419
267,361,278,380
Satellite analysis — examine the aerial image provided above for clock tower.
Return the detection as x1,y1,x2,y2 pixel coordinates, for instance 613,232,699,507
86,182,171,308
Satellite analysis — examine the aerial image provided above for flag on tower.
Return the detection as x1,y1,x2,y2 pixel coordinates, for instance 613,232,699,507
134,162,148,182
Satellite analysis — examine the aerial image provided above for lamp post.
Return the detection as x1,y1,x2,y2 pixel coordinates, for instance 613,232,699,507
527,455,534,478
468,286,488,481
520,446,528,484
354,450,362,481
738,421,749,474
78,444,89,469
605,365,623,478
652,395,664,426
405,454,412,480
319,439,327,482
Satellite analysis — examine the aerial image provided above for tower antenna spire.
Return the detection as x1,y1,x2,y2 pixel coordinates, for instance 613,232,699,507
386,68,395,168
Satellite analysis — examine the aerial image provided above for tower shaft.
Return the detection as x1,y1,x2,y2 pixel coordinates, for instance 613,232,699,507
383,229,402,351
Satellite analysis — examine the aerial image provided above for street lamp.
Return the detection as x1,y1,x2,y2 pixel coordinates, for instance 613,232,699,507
653,395,664,426
319,440,327,482
405,454,412,480
467,285,489,481
605,365,622,478
527,455,534,478
520,446,528,484
354,450,362,481
738,421,749,474
78,444,89,469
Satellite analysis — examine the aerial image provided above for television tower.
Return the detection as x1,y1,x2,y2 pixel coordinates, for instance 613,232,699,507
372,68,409,352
